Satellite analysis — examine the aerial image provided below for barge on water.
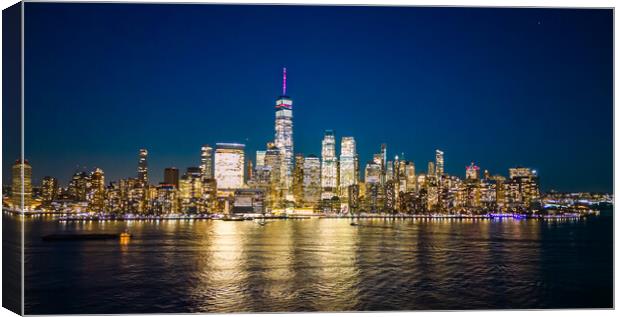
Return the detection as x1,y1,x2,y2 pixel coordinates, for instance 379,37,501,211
42,233,131,241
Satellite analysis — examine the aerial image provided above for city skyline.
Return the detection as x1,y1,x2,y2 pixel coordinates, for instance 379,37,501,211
3,4,613,192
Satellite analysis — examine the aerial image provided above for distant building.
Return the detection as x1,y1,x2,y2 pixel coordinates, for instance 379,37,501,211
11,159,32,210
164,167,179,188
339,137,358,199
435,149,444,176
41,176,58,204
214,143,245,190
274,68,294,193
466,162,480,180
321,130,338,199
302,155,321,206
200,145,214,180
232,189,265,214
138,149,148,185
292,153,305,205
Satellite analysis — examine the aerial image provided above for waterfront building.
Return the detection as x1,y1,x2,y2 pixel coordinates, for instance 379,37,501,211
164,167,179,188
214,143,245,191
179,167,203,213
153,184,178,214
264,143,282,208
435,149,444,176
138,149,148,185
201,178,218,213
274,68,294,193
347,184,360,212
88,168,105,211
68,171,90,202
384,180,396,212
41,176,58,204
506,167,540,210
321,130,338,199
11,159,32,210
119,177,146,213
364,182,380,212
232,189,265,214
302,155,321,207
339,137,358,199
292,153,305,205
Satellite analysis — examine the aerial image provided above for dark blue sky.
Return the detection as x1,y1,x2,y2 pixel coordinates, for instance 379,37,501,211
12,3,613,192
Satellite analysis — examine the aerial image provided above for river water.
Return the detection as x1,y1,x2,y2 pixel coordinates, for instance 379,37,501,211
4,209,613,314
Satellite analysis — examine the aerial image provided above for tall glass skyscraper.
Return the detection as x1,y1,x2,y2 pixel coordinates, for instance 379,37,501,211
339,136,358,198
274,67,294,194
200,145,213,179
321,130,338,199
138,149,148,185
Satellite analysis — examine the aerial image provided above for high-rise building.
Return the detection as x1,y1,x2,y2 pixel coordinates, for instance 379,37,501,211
41,176,58,204
321,130,338,199
364,162,382,184
427,161,435,177
138,149,148,185
274,67,294,193
11,159,32,210
255,151,266,167
435,149,444,176
264,143,282,207
200,145,213,179
88,168,105,211
302,155,321,207
68,171,90,202
466,162,480,180
164,167,179,188
247,159,254,182
339,137,358,198
405,162,416,192
292,153,305,204
214,143,245,190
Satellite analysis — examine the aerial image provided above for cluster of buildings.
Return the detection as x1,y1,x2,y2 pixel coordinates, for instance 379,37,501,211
6,69,546,215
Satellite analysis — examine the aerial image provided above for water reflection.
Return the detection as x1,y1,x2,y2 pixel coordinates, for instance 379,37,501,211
15,214,613,314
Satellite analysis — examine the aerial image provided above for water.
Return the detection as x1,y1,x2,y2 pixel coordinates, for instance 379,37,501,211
6,210,613,314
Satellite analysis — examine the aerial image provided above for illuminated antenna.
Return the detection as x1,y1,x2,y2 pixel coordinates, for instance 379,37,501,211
282,67,287,96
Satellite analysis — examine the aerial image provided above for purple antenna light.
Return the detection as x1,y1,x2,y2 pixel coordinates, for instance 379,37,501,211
282,67,287,95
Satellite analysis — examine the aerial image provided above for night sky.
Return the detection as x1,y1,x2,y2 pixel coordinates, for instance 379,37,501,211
7,3,613,192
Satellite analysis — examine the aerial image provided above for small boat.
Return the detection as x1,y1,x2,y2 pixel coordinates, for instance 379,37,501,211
350,222,359,226
120,231,132,239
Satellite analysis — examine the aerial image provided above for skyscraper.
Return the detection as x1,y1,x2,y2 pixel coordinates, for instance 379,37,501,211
292,153,305,204
302,155,321,206
214,143,245,190
41,176,58,204
466,162,480,180
164,167,179,188
435,149,444,176
274,67,294,193
138,149,148,185
11,159,32,210
339,137,358,198
200,145,213,179
321,130,338,199
255,150,266,167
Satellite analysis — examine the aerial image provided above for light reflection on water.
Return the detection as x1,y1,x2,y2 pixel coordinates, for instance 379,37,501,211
10,213,612,314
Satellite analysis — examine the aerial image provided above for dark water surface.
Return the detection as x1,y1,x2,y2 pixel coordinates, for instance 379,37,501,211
10,210,613,314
